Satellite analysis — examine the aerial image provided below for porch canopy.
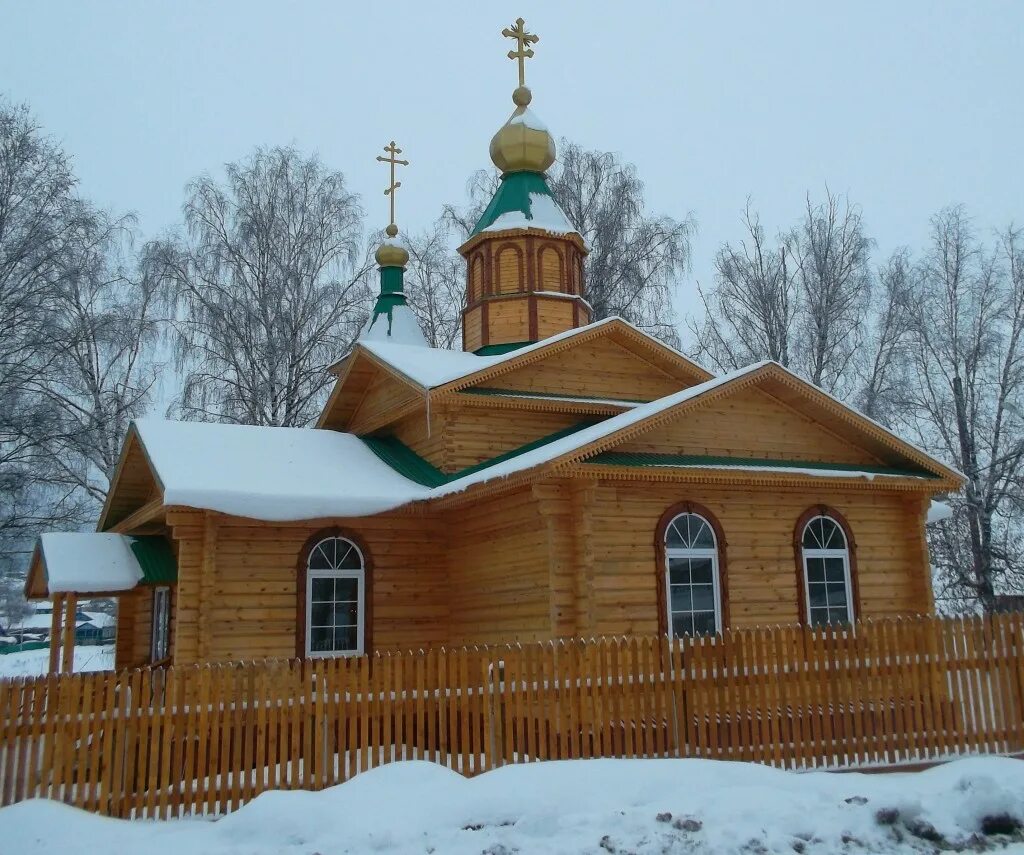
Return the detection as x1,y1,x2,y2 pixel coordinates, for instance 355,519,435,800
25,533,176,673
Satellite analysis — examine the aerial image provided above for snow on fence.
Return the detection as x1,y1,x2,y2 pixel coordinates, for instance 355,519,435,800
1,612,1023,820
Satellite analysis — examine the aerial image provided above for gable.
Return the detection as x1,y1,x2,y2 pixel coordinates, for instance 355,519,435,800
347,367,424,434
97,430,163,532
318,351,427,433
616,385,885,466
473,335,681,401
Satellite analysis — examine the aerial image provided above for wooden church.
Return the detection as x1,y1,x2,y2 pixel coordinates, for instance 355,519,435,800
27,19,962,674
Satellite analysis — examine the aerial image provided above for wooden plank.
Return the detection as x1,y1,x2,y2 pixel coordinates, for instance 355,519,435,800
61,594,77,675
139,669,159,818
458,647,471,773
380,654,393,771
0,679,18,805
416,649,427,768
49,599,62,674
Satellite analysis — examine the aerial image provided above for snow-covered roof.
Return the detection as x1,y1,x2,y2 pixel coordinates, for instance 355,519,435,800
133,418,431,521
123,356,958,523
80,611,116,628
508,107,548,132
37,533,144,594
357,317,626,389
360,303,428,347
927,500,954,524
481,192,575,235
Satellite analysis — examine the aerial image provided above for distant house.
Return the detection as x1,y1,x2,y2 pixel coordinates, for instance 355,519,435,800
6,603,115,645
76,611,116,645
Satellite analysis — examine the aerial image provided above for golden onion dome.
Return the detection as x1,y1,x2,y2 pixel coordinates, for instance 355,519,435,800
374,223,410,267
489,86,556,175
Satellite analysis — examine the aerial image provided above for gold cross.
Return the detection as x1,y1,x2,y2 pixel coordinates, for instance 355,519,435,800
502,17,539,88
375,140,409,228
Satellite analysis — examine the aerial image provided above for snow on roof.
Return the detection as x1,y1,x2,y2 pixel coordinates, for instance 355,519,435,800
358,317,625,389
134,418,431,522
360,303,428,347
927,500,954,524
508,106,548,132
39,533,143,594
80,611,116,628
481,192,575,235
121,358,957,524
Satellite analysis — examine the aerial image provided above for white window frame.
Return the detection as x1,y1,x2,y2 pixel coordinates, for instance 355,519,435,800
150,586,171,662
305,537,366,658
801,515,855,627
664,512,723,637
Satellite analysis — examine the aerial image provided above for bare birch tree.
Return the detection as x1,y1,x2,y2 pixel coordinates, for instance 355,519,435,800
144,147,372,426
0,99,92,548
446,141,694,345
855,249,915,424
690,202,796,372
24,214,164,504
692,191,874,398
787,191,873,395
401,221,465,349
903,209,1024,609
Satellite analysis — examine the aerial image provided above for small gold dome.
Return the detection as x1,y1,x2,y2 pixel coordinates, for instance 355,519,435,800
375,230,409,267
489,88,556,174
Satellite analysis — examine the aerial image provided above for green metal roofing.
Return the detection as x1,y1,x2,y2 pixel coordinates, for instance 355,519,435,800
128,536,178,584
365,265,409,336
361,420,598,489
589,452,938,479
471,170,557,236
474,341,534,356
360,436,448,488
464,387,651,406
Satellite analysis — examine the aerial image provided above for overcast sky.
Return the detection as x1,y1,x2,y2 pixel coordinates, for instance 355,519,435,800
2,1,1022,339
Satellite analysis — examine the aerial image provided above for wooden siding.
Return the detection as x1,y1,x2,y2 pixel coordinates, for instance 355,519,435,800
348,370,423,434
486,298,530,343
100,435,160,530
446,487,551,644
617,386,885,465
390,408,449,469
495,245,523,295
535,297,575,340
481,337,686,401
443,407,587,471
114,588,152,670
585,480,932,637
167,512,449,665
462,304,483,353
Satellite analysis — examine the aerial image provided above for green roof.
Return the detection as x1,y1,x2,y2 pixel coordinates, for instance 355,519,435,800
589,452,937,479
128,536,178,584
471,170,559,236
474,341,534,356
464,387,651,406
361,420,598,489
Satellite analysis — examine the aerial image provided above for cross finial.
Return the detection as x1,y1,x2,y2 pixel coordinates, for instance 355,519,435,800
502,17,539,88
375,140,409,233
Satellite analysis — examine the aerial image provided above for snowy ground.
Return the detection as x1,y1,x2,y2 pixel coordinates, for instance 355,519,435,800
2,756,1024,854
0,644,113,678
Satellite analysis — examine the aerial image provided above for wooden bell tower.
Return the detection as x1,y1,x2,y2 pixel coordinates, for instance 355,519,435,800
459,17,590,355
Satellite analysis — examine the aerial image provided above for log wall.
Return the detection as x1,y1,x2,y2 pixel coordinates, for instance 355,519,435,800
164,510,448,666
586,480,932,636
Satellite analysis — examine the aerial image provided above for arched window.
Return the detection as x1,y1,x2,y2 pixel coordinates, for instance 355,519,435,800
303,535,366,657
663,511,723,637
800,514,854,627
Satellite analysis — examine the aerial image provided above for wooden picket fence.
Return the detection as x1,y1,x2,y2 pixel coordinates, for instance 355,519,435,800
2,612,1024,819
